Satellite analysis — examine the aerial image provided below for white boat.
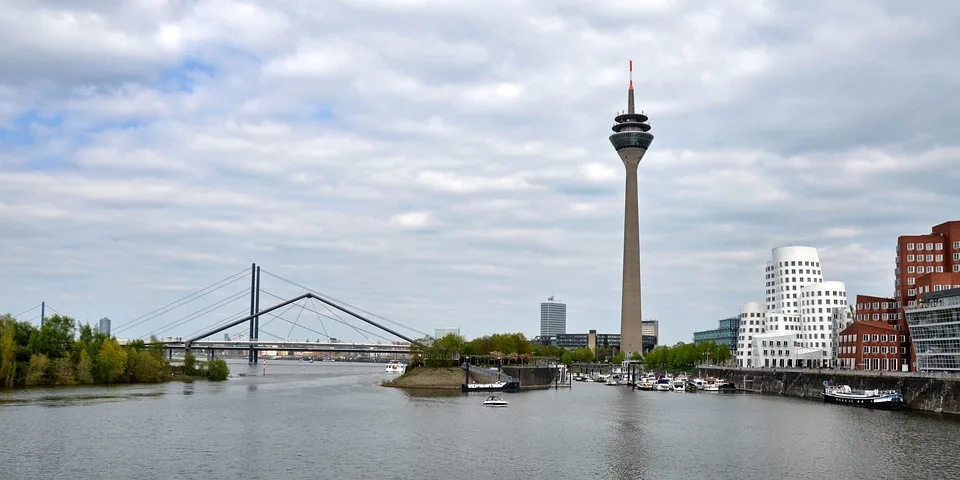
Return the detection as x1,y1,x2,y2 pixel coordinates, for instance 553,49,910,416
822,384,904,410
482,395,509,407
654,377,672,391
384,361,406,374
672,379,686,391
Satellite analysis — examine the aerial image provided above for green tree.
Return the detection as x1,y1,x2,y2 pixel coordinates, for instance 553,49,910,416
25,353,50,386
183,351,197,375
27,314,76,359
95,338,127,383
612,351,626,364
75,349,94,384
630,352,642,362
52,357,75,385
207,359,229,381
0,315,16,388
560,351,573,365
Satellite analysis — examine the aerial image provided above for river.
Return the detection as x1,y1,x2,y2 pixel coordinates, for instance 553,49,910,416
2,361,959,479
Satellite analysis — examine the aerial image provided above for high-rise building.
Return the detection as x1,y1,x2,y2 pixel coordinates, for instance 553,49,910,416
609,60,654,356
539,297,566,336
98,317,111,336
434,328,461,339
736,246,849,368
854,220,960,370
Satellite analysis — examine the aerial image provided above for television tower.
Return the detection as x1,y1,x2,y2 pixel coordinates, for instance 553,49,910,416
609,60,654,356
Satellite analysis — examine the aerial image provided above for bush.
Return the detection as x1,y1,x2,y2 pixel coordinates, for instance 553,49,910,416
25,353,50,386
206,359,229,381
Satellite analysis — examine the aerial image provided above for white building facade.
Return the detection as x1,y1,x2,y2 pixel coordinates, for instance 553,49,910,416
540,296,567,336
737,246,850,368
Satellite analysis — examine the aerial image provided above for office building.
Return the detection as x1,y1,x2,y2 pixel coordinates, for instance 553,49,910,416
693,316,740,352
905,287,960,371
539,296,566,336
98,317,111,336
434,328,461,339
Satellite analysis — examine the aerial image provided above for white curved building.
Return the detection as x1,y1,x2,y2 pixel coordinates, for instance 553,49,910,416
745,246,850,368
765,246,825,313
736,302,766,367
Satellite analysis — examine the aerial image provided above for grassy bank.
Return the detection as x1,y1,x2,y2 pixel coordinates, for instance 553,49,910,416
381,366,482,389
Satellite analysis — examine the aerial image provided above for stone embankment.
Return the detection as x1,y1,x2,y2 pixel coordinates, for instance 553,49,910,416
500,365,564,389
381,367,479,389
700,367,960,415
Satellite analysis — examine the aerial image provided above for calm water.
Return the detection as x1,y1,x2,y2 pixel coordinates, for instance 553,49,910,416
2,361,960,479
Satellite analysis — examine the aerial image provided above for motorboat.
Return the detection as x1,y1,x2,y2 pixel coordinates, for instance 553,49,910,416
482,395,509,407
654,377,672,391
822,383,904,410
384,361,406,374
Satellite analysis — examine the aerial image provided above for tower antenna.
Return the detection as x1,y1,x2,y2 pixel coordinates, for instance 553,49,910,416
627,60,635,114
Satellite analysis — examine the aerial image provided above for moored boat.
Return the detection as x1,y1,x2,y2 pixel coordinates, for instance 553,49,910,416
822,383,904,410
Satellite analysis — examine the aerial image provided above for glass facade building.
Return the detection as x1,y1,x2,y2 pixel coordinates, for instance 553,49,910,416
693,316,741,352
906,288,960,371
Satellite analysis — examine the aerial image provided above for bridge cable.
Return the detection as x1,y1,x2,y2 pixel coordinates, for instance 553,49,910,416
259,269,430,338
113,268,250,334
285,299,309,341
255,306,331,341
184,307,251,341
141,288,251,339
307,297,332,340
258,290,393,343
250,301,304,339
13,304,40,320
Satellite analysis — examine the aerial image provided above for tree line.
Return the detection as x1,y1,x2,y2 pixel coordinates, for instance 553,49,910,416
642,341,732,369
410,332,645,368
0,312,228,388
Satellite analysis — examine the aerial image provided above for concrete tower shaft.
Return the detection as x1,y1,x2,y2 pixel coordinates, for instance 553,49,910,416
608,60,654,356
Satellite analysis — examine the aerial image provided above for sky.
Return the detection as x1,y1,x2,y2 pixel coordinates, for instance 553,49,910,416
2,0,959,346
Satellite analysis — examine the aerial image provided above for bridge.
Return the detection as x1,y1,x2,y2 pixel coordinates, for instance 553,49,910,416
107,263,429,363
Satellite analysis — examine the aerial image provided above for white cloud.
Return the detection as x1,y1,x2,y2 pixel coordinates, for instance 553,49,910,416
1,0,959,345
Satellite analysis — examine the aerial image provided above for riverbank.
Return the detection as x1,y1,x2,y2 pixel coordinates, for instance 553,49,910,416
381,367,481,389
701,367,960,415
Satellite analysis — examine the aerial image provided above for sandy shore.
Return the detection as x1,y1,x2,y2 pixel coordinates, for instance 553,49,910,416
382,367,482,389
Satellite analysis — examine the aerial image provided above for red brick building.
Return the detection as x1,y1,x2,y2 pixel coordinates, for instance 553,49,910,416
855,220,960,370
837,321,904,371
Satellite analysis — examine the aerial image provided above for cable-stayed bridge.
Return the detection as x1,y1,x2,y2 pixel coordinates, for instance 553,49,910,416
108,263,428,363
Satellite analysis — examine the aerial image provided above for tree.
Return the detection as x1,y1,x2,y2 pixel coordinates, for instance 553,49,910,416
184,351,198,376
560,351,573,365
0,315,16,388
612,351,625,365
25,353,50,386
27,314,76,359
75,349,94,384
52,357,75,385
630,352,642,362
207,359,229,381
95,338,127,383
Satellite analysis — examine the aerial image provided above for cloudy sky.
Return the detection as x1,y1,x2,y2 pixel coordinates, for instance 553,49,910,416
2,0,959,345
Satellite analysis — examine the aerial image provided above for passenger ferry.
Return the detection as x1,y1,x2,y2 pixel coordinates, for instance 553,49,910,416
384,361,406,374
822,383,904,410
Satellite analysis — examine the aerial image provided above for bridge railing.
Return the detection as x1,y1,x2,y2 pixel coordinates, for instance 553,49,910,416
462,363,515,383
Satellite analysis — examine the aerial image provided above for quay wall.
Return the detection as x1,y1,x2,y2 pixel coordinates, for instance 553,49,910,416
501,366,560,388
700,367,960,415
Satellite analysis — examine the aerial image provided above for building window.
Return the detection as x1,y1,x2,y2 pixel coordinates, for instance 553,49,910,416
907,266,915,273
881,334,887,342
936,254,943,262
907,254,915,262
954,241,960,249
936,243,943,250
908,277,915,285
926,243,934,250
926,254,934,262
907,243,915,250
